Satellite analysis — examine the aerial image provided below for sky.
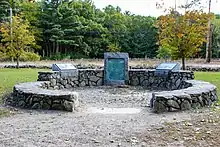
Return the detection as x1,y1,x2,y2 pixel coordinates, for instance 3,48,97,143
92,0,220,17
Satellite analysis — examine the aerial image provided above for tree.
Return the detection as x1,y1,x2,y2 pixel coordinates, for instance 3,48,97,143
0,15,37,68
19,0,42,50
0,0,10,22
156,10,209,69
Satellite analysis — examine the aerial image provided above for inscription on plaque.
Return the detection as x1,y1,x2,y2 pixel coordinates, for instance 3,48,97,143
107,58,125,81
104,52,129,85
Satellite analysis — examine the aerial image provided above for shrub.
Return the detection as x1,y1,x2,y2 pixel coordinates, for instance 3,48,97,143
157,46,171,59
0,53,10,61
106,44,121,52
20,52,41,61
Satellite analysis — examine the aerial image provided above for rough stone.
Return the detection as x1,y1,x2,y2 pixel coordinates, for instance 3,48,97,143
52,103,64,110
153,101,167,113
167,99,180,109
18,100,26,108
11,82,79,111
32,103,41,109
11,69,217,113
181,100,191,110
151,80,217,113
63,101,73,112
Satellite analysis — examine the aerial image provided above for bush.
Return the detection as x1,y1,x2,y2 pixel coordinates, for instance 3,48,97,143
0,53,10,61
157,46,171,59
20,52,41,61
107,44,121,52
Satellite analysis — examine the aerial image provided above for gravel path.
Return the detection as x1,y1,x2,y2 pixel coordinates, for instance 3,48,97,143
0,86,195,147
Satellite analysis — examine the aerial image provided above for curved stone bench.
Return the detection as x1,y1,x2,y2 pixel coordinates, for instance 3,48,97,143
10,69,218,113
10,82,79,112
151,80,217,113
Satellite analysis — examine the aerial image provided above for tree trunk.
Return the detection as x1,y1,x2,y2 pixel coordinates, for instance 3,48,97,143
42,48,45,58
205,0,212,63
206,19,212,63
56,42,59,54
181,55,185,70
180,47,186,70
16,57,19,69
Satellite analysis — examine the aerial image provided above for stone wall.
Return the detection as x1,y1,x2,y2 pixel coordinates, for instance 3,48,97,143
151,80,217,113
7,82,79,112
10,68,218,113
38,69,194,90
129,69,194,90
39,69,104,89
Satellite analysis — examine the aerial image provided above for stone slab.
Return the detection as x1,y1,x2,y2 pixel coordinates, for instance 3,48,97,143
104,52,129,85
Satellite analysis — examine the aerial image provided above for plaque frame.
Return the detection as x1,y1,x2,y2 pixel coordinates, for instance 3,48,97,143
104,52,129,85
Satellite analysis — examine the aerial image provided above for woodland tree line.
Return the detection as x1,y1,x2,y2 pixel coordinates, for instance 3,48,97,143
0,0,220,64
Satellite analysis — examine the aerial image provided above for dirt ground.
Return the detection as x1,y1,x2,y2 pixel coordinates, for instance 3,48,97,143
1,86,219,147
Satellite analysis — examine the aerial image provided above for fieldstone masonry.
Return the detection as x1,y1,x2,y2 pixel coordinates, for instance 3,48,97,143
39,69,104,89
10,68,217,112
38,69,194,90
129,69,194,90
151,80,217,113
9,82,79,112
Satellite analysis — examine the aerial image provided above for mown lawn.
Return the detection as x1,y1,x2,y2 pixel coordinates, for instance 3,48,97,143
0,68,46,103
194,72,220,98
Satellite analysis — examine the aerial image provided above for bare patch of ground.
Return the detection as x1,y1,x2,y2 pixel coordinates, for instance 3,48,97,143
0,86,219,147
140,109,220,147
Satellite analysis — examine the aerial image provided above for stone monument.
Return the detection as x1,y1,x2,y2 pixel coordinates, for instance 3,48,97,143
104,52,129,85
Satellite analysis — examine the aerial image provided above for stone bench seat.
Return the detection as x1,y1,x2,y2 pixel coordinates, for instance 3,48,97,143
10,69,217,113
151,80,217,113
11,82,79,112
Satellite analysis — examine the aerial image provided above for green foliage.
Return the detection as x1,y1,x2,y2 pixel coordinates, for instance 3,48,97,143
156,46,172,59
19,0,42,49
0,52,9,61
156,10,209,69
20,52,40,61
0,15,38,67
16,0,158,59
107,44,121,52
212,18,220,58
0,0,10,22
1,0,219,60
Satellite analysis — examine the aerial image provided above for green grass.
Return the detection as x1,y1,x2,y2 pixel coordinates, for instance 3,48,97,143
194,72,220,98
0,68,46,103
0,68,47,117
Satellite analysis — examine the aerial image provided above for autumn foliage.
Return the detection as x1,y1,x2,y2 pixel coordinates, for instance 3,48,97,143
0,15,37,68
156,10,210,69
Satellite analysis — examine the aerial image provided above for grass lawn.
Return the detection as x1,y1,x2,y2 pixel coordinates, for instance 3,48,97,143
194,72,220,98
0,68,46,103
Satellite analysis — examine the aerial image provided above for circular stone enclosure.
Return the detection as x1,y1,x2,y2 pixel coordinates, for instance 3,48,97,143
8,69,217,113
